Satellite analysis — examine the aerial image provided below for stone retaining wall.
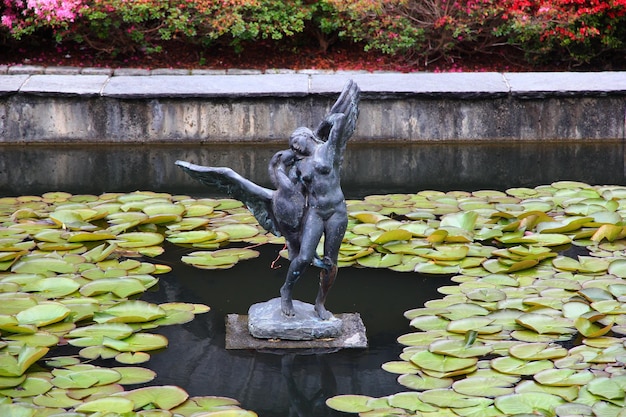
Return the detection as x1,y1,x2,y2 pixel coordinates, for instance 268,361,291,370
1,71,625,144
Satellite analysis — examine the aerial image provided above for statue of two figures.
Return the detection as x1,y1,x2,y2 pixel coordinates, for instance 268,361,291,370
177,80,361,341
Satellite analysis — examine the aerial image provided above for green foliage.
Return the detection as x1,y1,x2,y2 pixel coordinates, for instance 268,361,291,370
1,0,625,67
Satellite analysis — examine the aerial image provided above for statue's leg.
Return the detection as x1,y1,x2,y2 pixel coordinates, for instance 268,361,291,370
280,213,324,317
314,210,347,320
314,257,337,320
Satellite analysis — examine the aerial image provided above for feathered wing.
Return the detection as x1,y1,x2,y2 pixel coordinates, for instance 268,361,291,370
175,160,279,235
315,79,361,143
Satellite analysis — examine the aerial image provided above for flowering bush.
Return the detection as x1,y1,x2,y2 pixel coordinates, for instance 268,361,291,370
502,0,626,64
318,0,510,66
1,0,625,67
1,0,310,54
2,0,82,39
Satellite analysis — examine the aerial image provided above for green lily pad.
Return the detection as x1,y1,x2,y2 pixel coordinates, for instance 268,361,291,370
115,385,189,410
381,360,420,374
16,303,71,327
357,253,403,268
419,389,492,408
520,233,572,246
515,380,579,402
181,252,237,269
22,277,80,298
410,351,477,373
508,342,567,360
0,374,53,397
387,391,437,412
0,375,26,389
397,373,453,391
170,396,243,415
5,332,59,347
82,242,117,262
575,315,613,338
446,317,498,334
115,351,152,364
167,231,218,244
534,368,594,386
97,300,166,323
429,339,493,358
536,216,593,234
515,313,576,334
587,377,625,400
80,277,147,298
0,345,49,377
326,395,375,413
11,257,76,274
372,229,413,244
74,397,134,413
33,387,83,408
66,231,117,242
213,224,260,240
103,333,168,352
608,259,626,278
494,392,564,414
115,232,164,248
67,322,134,340
52,366,122,389
490,356,553,376
112,366,156,384
452,376,515,397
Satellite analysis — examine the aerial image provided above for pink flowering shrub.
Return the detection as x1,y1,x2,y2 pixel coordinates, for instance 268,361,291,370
2,0,82,39
320,0,626,66
1,0,625,66
502,0,626,64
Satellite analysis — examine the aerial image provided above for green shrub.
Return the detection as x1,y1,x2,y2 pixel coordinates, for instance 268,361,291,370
1,0,625,67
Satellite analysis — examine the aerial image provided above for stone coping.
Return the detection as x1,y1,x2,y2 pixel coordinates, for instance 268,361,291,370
1,66,625,99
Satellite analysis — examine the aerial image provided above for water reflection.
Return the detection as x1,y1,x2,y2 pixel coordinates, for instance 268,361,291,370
0,141,623,196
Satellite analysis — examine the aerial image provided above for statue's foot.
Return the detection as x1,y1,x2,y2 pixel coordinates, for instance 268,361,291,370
281,297,295,317
314,304,333,321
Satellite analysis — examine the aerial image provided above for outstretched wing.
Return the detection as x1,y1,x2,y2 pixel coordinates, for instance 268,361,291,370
315,79,360,142
175,160,279,235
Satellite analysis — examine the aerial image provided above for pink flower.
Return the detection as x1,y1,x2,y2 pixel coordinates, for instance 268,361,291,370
24,0,82,22
1,14,15,27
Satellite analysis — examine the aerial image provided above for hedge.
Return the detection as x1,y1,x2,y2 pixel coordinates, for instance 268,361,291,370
2,0,626,67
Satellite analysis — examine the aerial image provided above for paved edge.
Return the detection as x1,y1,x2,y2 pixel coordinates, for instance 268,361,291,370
1,67,626,99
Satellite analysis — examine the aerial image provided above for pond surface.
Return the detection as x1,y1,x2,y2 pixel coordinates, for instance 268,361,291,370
0,140,623,196
2,140,625,416
140,243,449,417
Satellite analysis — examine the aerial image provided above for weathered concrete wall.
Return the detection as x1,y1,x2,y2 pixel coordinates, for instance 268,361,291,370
1,71,625,144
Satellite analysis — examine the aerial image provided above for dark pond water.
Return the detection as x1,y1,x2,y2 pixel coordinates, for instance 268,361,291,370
141,243,448,417
0,140,624,196
2,140,625,416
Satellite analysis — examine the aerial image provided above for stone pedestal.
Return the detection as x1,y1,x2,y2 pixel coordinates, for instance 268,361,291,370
225,298,367,350
248,298,342,341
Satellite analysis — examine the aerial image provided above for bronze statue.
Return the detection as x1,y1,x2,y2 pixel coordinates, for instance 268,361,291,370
176,80,360,320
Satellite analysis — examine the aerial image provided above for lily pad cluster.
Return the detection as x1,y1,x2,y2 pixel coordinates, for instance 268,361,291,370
0,191,257,416
327,181,626,417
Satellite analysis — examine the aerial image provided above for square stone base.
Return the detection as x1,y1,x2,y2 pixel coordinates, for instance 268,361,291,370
225,313,368,350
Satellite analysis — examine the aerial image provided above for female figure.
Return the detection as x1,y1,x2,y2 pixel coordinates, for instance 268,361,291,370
280,113,352,320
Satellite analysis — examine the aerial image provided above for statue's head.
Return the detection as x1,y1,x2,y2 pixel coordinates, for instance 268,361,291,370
289,127,319,156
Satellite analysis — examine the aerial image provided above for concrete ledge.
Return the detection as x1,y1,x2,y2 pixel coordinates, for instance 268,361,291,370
0,70,625,143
